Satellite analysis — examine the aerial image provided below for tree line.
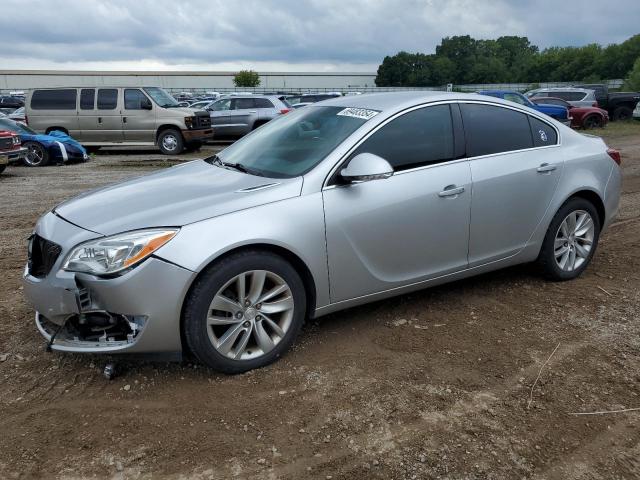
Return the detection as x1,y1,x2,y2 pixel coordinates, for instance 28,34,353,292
375,34,640,87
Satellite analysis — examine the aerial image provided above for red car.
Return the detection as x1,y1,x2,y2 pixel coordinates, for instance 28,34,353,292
0,130,26,174
532,97,609,129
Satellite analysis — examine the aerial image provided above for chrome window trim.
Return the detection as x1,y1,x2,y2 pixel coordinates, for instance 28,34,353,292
321,99,562,191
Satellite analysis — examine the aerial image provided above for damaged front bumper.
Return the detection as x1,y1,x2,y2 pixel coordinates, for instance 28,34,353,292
23,212,196,355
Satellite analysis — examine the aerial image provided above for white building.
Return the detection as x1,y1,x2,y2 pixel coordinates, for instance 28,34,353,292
0,70,378,92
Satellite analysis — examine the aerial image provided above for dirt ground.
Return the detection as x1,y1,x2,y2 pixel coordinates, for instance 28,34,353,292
0,124,639,480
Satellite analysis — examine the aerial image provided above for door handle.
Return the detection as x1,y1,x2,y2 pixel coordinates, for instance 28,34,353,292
536,163,557,173
438,185,465,197
122,116,127,123
98,117,102,124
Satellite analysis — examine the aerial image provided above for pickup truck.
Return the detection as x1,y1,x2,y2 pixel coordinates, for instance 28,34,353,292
477,90,571,126
0,130,26,174
572,83,640,121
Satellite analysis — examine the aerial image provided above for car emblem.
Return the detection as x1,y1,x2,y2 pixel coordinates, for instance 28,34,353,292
539,130,548,142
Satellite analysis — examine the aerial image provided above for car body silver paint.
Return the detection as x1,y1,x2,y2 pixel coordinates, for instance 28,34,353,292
23,91,622,355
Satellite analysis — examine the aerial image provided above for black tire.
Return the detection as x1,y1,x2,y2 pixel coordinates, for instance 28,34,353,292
157,128,184,155
537,197,601,281
0,164,6,174
582,115,603,129
45,127,68,135
22,141,50,167
85,146,101,154
252,120,269,130
612,106,633,121
183,250,307,373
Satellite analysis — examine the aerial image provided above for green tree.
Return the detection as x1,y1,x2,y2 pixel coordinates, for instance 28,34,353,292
233,70,261,88
624,57,640,91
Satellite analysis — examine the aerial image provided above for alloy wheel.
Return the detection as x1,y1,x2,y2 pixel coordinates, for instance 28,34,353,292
25,144,45,166
206,270,295,360
554,210,595,271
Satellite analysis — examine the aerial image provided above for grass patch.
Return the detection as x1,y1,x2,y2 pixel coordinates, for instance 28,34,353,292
585,120,640,141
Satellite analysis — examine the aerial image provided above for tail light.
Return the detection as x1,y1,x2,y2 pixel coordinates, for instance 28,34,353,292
607,148,621,166
280,109,290,114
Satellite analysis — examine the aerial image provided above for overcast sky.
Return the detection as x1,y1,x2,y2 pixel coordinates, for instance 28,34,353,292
1,0,638,72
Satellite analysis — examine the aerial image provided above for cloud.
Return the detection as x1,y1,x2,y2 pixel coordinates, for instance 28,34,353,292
0,0,637,71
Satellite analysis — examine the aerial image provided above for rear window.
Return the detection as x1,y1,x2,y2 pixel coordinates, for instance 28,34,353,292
553,91,586,101
97,89,118,110
254,98,275,108
233,98,254,110
31,89,77,110
529,117,558,147
461,103,533,157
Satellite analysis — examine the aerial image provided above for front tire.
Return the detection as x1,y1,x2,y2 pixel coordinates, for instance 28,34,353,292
537,197,601,281
23,141,50,167
158,129,184,155
183,250,306,373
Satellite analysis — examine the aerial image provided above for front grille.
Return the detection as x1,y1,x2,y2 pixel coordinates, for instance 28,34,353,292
0,137,12,150
28,234,62,278
194,113,211,129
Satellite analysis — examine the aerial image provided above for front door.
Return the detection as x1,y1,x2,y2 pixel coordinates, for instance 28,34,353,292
323,104,472,303
122,88,156,142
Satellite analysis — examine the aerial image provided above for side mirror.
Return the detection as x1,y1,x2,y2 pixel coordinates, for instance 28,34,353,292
340,153,393,183
141,99,152,110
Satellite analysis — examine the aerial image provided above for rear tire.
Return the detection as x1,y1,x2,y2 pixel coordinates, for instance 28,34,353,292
252,120,269,130
612,106,632,121
183,250,306,374
22,141,50,167
537,197,600,281
158,129,184,155
185,140,202,152
582,115,603,129
0,164,6,174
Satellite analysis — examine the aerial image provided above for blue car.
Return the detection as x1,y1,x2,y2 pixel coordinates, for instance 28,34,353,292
478,90,572,126
0,118,88,167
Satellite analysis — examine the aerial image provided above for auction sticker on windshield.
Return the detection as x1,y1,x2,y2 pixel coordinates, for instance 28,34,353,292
337,108,380,120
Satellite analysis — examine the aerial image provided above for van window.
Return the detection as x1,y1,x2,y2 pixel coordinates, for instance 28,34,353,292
461,103,533,157
97,89,118,110
124,89,148,110
232,98,254,110
31,89,77,110
80,89,95,110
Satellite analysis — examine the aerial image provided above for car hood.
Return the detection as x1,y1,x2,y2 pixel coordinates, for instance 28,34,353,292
54,160,303,236
535,103,568,114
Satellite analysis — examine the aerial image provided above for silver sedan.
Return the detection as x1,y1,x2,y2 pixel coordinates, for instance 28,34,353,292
23,92,622,373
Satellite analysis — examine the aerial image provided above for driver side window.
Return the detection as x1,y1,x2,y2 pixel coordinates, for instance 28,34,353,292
350,104,455,172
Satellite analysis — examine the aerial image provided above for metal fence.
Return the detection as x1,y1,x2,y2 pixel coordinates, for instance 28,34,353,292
0,79,626,97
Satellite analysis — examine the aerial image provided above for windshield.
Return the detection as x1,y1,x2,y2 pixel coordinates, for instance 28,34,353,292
211,106,372,178
0,118,36,134
143,87,180,108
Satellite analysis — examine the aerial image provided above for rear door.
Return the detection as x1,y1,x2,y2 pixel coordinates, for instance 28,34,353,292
227,98,256,134
461,103,563,266
122,88,156,142
254,97,277,121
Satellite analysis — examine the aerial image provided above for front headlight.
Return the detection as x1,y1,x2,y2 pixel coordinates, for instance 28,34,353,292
63,229,178,275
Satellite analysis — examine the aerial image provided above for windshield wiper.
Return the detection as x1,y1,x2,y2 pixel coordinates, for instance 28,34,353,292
207,155,264,177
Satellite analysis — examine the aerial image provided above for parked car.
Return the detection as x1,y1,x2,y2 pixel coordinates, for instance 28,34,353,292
572,83,640,121
207,95,291,137
26,87,213,155
478,90,571,125
0,129,25,174
634,102,640,120
0,118,88,167
525,88,597,108
8,107,26,123
298,93,342,104
0,95,24,109
531,97,608,129
284,95,303,105
23,92,621,373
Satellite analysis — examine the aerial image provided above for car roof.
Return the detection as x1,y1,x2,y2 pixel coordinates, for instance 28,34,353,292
534,87,593,93
319,91,536,113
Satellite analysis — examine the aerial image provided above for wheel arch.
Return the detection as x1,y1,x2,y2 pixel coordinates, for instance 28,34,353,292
178,242,318,353
45,126,68,135
155,124,184,142
567,189,606,227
